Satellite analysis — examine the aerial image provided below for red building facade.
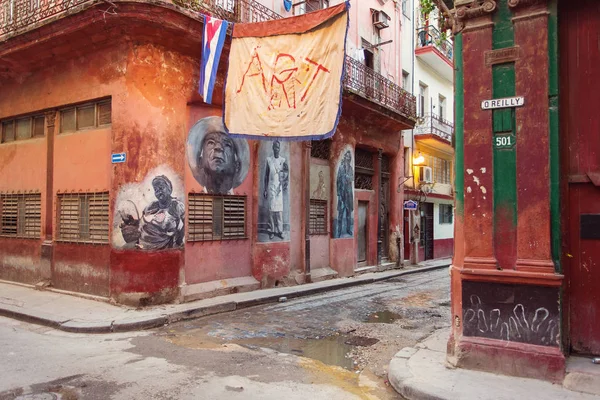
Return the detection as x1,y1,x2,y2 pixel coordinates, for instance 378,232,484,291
0,0,416,305
449,0,600,382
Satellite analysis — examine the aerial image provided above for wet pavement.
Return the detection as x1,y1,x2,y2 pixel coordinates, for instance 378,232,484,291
0,268,450,400
159,268,451,397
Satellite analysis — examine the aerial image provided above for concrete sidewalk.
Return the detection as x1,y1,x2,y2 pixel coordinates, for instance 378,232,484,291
388,328,600,400
0,258,450,333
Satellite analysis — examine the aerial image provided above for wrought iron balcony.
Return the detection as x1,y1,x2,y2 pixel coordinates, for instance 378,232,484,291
0,0,416,121
343,56,416,121
416,25,453,61
414,113,453,142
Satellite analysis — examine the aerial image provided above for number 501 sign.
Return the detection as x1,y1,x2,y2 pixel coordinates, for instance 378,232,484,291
494,134,516,150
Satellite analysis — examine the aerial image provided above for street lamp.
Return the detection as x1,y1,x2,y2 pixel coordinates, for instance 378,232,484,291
413,152,425,166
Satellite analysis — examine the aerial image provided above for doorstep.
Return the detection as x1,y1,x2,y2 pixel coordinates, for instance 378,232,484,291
563,356,600,396
180,276,261,303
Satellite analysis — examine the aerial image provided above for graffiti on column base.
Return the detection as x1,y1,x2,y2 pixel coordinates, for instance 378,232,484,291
462,282,560,347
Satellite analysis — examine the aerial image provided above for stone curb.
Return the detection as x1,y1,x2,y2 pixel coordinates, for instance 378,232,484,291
388,348,447,400
0,263,450,334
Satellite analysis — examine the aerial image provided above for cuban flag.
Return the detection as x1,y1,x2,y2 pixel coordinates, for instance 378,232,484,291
200,15,229,104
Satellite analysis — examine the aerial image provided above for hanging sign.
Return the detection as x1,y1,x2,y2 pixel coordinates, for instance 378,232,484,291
481,96,525,110
404,200,418,210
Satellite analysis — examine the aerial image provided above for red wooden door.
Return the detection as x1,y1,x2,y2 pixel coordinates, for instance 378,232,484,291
560,0,600,355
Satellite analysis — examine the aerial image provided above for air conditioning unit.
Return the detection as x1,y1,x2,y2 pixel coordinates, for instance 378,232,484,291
419,166,433,183
372,10,390,29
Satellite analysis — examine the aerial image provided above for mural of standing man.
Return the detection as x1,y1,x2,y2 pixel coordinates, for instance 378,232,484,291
263,140,289,239
335,149,354,238
259,140,290,242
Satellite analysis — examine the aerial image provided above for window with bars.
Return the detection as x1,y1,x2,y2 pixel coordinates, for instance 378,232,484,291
311,139,331,160
439,204,453,224
57,192,109,243
309,199,328,235
0,193,41,238
1,114,45,143
188,194,247,241
59,99,111,133
433,157,451,184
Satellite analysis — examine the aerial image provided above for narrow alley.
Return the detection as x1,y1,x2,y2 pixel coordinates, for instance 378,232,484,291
0,268,450,400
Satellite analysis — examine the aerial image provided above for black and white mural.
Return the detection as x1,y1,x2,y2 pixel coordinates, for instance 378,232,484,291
258,140,290,242
113,167,185,250
187,116,250,194
333,146,354,238
462,281,560,347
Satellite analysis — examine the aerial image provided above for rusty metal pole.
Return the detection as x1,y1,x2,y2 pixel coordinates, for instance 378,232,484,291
304,141,312,283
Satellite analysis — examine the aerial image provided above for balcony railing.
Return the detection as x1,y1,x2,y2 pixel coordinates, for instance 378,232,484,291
416,25,453,62
0,0,416,120
414,113,453,142
343,56,416,121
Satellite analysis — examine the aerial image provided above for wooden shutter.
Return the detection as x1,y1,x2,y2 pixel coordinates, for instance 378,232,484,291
23,194,41,237
97,101,112,126
32,116,45,137
223,197,246,239
1,121,15,143
188,195,214,241
88,193,109,242
0,195,18,236
310,199,327,235
59,195,81,240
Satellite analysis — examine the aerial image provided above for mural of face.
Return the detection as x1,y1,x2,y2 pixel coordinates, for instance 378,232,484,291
200,131,240,177
272,140,281,159
152,176,172,207
187,116,250,194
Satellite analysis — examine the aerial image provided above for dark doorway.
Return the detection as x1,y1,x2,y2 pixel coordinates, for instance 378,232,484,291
357,201,368,265
420,202,434,261
381,177,390,259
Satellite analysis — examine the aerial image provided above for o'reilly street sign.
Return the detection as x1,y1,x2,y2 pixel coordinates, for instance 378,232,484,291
481,96,524,110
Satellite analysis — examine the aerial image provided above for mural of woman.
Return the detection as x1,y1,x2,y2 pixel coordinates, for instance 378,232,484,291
119,175,185,250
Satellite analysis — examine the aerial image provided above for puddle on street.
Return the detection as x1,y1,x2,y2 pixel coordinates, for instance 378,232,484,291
232,335,357,370
365,310,403,323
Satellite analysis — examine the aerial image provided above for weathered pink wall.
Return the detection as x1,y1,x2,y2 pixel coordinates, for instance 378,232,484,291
184,105,254,284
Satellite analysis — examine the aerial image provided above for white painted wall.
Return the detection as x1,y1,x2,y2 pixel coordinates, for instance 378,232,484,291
432,199,454,240
414,60,454,121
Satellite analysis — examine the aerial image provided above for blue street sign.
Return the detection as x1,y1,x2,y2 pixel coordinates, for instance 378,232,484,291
111,152,126,164
403,200,418,210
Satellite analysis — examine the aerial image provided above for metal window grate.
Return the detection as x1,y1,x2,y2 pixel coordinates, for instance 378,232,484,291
188,194,247,241
57,192,109,243
310,139,331,160
309,199,328,235
0,192,41,238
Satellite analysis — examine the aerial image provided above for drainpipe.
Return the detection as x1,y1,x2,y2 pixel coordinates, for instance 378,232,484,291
377,148,383,267
40,110,56,285
304,142,312,283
